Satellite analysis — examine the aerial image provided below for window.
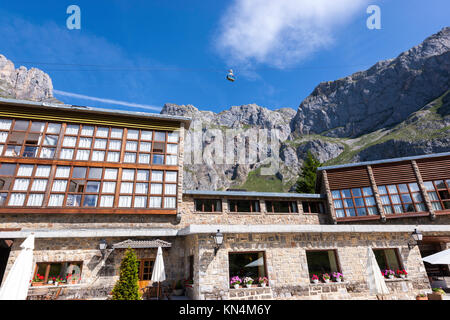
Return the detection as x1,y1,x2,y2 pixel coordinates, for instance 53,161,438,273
332,187,378,218
265,200,298,213
302,201,325,214
33,262,82,285
378,183,426,214
424,180,450,211
228,252,267,283
228,200,260,213
139,259,155,281
373,249,402,272
306,250,340,280
195,199,222,212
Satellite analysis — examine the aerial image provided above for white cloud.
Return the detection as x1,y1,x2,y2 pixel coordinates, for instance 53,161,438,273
215,0,369,68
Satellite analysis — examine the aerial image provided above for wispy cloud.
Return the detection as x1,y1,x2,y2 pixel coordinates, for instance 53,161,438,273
215,0,369,68
53,90,161,111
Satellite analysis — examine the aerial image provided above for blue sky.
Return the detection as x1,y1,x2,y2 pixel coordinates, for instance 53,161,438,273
0,0,448,114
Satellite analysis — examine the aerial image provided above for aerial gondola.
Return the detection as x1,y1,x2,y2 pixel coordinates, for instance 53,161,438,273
226,69,236,82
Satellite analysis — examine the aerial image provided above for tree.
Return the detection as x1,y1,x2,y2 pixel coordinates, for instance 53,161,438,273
296,151,321,194
112,248,141,300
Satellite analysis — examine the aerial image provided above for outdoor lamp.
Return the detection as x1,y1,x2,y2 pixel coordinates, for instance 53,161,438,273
213,229,224,255
408,228,423,250
99,239,108,255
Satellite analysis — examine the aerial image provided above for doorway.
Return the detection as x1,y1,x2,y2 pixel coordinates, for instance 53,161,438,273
0,240,13,285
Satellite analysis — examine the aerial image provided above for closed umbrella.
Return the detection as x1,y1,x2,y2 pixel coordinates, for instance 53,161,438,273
366,247,390,299
151,246,166,299
0,234,35,300
422,249,450,265
244,257,264,267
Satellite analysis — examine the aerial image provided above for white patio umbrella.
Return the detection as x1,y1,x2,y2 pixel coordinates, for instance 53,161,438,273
0,234,35,300
151,246,166,299
422,249,450,264
366,247,390,299
244,257,264,267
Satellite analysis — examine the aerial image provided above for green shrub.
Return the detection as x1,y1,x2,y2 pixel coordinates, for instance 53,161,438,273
111,248,142,300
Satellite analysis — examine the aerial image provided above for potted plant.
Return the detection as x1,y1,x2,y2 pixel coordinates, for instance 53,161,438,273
173,280,184,296
184,278,193,288
396,269,407,279
243,277,254,288
322,273,331,283
230,276,242,289
332,272,343,283
416,293,428,300
258,277,268,288
311,274,319,284
428,288,446,300
384,269,395,279
31,273,45,286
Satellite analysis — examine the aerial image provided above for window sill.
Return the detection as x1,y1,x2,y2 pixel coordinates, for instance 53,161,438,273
194,211,224,214
310,281,348,285
228,212,262,215
384,278,410,282
229,286,270,290
385,212,430,219
265,212,298,215
336,215,380,222
435,209,450,216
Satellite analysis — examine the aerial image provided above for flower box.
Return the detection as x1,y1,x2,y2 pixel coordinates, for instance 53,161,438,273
427,293,443,300
31,282,44,287
416,295,428,300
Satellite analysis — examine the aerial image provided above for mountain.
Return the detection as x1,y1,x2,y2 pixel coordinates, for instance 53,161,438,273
0,27,449,192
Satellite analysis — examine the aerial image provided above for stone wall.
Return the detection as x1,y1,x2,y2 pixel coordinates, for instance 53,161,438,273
194,232,431,300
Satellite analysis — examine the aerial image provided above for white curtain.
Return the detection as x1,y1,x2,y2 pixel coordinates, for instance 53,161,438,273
27,194,44,206
43,135,58,146
48,194,64,206
168,131,179,143
60,148,74,160
0,119,12,130
65,125,79,135
102,182,116,193
55,167,70,178
139,142,152,152
138,154,150,164
126,141,138,151
94,139,107,149
8,193,26,206
141,131,152,140
40,148,54,159
164,197,176,208
166,155,177,165
92,151,105,161
104,168,118,180
151,171,163,182
149,197,162,208
78,138,92,148
122,169,135,181
127,130,139,140
380,196,391,205
52,180,67,192
100,195,114,207
35,166,51,177
13,179,29,191
165,171,177,182
154,131,166,141
110,128,123,138
96,127,109,137
107,152,120,162
63,136,77,147
76,150,90,161
81,126,94,136
124,153,136,163
151,183,162,194
164,184,176,195
135,183,148,194
46,123,61,134
137,170,149,181
134,196,147,208
118,196,132,207
31,179,47,192
167,144,178,154
0,132,8,143
17,165,34,177
109,140,122,150
120,182,133,194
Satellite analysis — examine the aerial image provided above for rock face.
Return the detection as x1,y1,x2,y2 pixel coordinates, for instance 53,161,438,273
291,27,450,138
0,54,58,102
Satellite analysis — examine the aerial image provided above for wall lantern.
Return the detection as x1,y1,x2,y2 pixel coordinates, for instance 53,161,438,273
99,239,108,256
212,229,224,256
408,228,423,250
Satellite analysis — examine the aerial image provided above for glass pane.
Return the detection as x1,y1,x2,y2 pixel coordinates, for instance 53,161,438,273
126,141,138,151
344,199,354,208
141,131,152,141
401,194,412,204
365,197,376,206
110,128,123,139
367,206,378,215
137,170,149,181
398,184,408,193
0,164,16,176
55,167,70,178
151,171,163,182
81,126,94,136
362,187,373,196
140,142,152,152
166,155,177,165
335,209,345,218
432,201,443,210
383,205,393,214
63,136,77,147
94,139,107,149
40,147,55,158
138,154,150,164
153,142,165,153
152,154,164,164
96,127,109,137
43,135,58,146
149,197,162,208
391,195,401,204
428,191,439,201
5,145,21,157
408,183,420,192
104,168,118,180
66,194,82,207
424,181,435,191
331,190,341,199
168,132,179,143
345,208,356,216
387,185,398,194
65,124,79,135
411,192,423,202
127,130,139,140
124,153,136,163
354,198,364,207
86,182,100,193
154,131,166,141
357,207,367,216
0,120,12,131
415,203,426,212
72,167,87,179
83,195,98,207
46,123,61,134
435,180,446,189
341,189,351,198
393,205,403,213
165,171,177,182
333,200,343,209
88,168,103,179
13,120,29,131
380,195,391,205
352,188,362,197
122,169,135,181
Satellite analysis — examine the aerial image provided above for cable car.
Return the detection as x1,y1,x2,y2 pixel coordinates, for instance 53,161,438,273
226,69,236,82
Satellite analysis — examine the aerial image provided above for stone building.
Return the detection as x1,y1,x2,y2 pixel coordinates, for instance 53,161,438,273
0,97,449,300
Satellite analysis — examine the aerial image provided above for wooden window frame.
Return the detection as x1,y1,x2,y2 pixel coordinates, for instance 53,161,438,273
305,249,342,279
301,201,325,214
332,187,379,218
138,258,155,281
228,251,268,285
265,200,298,214
372,248,404,271
379,183,426,215
194,198,223,213
33,261,83,285
425,180,450,212
228,199,261,213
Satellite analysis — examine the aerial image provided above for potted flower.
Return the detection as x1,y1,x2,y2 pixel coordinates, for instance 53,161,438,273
311,274,319,284
322,273,331,283
384,269,395,279
416,293,428,300
230,276,242,289
396,269,407,279
258,277,268,288
428,287,446,300
173,280,184,296
243,277,254,288
184,278,193,288
332,272,343,283
31,274,45,286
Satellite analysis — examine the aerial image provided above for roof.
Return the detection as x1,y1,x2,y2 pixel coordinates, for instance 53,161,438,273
318,151,450,171
112,239,172,249
183,190,324,199
0,97,191,128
